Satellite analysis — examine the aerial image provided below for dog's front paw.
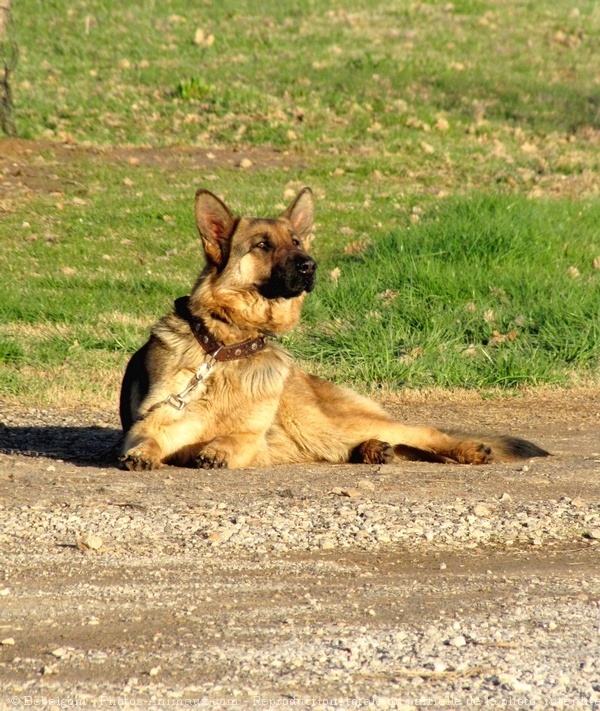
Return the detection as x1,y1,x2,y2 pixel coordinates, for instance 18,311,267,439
195,446,228,470
119,451,160,471
351,439,395,464
119,437,163,471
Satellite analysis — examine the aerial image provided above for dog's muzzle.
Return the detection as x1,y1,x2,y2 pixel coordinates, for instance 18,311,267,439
259,253,317,299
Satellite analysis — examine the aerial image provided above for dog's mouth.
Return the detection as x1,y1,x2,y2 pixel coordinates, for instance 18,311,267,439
258,254,317,300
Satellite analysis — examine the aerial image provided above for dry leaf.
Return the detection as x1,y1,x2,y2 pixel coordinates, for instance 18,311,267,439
377,289,399,306
520,142,537,154
483,309,495,323
61,266,77,276
76,533,103,552
330,267,341,284
344,240,370,255
303,233,316,250
399,347,424,364
567,266,580,279
490,329,518,346
593,256,600,270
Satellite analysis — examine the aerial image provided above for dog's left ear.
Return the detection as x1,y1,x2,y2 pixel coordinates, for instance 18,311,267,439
281,187,314,240
195,189,237,268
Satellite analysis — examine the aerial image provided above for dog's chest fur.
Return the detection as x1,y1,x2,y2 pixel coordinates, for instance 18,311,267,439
152,313,291,430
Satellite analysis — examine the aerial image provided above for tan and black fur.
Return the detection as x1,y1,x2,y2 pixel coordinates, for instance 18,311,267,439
119,187,549,471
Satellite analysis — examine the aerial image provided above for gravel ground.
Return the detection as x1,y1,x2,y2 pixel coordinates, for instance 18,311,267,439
0,392,599,709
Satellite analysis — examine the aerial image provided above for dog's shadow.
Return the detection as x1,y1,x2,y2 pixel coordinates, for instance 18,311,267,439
0,424,122,467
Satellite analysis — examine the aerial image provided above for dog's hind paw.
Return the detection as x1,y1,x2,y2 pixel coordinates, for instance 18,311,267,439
350,439,395,464
195,446,228,470
451,441,493,465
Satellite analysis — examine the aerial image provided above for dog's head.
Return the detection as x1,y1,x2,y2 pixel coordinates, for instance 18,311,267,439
191,188,317,335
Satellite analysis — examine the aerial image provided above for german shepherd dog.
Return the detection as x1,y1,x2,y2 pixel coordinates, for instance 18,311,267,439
119,188,549,471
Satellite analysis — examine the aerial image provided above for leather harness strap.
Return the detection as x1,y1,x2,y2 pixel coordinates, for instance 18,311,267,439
174,296,268,361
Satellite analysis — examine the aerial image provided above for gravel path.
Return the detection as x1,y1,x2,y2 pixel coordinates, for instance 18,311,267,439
0,393,599,709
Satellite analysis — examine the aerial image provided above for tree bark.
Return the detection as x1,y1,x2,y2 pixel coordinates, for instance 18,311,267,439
0,0,16,136
0,0,11,42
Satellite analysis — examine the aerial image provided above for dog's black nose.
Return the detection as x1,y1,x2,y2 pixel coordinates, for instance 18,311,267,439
296,256,317,275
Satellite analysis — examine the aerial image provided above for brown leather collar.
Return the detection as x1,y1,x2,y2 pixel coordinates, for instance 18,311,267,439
174,296,268,361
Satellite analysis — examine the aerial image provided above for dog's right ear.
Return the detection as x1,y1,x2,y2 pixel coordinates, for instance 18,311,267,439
195,189,237,268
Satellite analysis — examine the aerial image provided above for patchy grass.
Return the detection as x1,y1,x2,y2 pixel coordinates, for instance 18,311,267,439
1,0,600,406
12,0,600,150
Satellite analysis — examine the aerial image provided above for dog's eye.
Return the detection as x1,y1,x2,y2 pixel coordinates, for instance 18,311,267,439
292,238,301,247
255,240,272,251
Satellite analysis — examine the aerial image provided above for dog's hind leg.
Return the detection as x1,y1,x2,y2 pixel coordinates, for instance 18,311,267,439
344,418,549,464
349,439,454,464
346,420,494,464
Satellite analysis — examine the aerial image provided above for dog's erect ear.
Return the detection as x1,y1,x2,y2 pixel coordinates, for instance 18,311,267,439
195,189,237,268
281,187,314,240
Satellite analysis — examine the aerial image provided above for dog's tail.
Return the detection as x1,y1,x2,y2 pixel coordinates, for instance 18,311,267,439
483,434,550,462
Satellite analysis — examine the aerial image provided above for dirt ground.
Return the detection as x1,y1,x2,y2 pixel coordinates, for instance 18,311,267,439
0,390,599,708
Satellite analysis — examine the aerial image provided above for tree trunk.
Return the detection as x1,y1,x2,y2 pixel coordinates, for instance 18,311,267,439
0,0,16,136
0,0,11,42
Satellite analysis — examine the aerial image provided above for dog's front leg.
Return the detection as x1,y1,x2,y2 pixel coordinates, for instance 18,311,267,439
120,409,206,471
120,432,164,471
120,427,164,471
194,433,266,470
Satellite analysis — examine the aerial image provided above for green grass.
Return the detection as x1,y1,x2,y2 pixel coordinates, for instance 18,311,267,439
292,196,600,388
1,0,600,405
11,0,600,147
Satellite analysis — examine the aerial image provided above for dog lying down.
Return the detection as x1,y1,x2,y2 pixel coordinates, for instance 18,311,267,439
119,187,549,470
